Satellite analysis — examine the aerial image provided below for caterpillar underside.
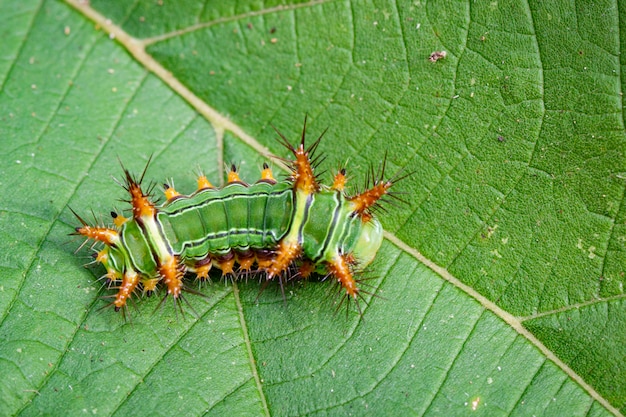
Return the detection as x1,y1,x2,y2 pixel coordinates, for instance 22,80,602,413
73,122,394,315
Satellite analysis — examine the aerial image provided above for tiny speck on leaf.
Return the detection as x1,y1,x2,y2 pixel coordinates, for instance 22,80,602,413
429,51,447,62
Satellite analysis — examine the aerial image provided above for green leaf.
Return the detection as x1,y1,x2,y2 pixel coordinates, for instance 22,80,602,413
0,0,624,416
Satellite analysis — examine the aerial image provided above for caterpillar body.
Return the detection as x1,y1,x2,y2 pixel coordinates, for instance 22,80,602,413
73,123,394,315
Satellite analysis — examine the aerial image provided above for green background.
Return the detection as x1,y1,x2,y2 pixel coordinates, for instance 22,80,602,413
0,0,624,415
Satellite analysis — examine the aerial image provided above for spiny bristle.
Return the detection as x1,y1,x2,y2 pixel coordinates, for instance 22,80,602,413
163,182,181,200
110,211,128,227
113,270,140,311
115,157,157,220
272,116,327,194
265,240,301,279
327,254,358,298
215,256,236,276
197,173,214,190
74,225,119,246
194,263,212,281
260,163,276,183
69,206,89,227
227,164,246,184
332,168,347,191
349,181,392,217
160,255,184,298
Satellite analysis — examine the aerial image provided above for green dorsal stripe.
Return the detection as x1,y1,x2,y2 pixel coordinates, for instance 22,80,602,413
294,190,335,261
156,181,294,256
314,192,343,262
297,193,314,243
301,191,344,262
121,218,158,276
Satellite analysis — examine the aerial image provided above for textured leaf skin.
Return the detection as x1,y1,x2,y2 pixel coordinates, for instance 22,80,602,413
0,0,624,416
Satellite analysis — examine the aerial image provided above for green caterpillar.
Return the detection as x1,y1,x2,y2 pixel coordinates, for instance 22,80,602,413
74,123,394,315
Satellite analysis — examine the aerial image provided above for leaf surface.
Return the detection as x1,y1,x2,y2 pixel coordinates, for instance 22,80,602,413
0,0,624,416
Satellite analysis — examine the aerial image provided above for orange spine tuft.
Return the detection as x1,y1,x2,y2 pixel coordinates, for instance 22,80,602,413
215,256,236,276
106,268,121,283
298,260,316,279
160,256,184,298
197,175,213,190
332,168,347,191
96,249,109,264
292,144,318,194
349,182,391,217
266,240,301,278
273,116,323,195
194,262,212,281
227,165,243,184
255,250,274,271
76,226,119,246
141,278,160,295
260,163,275,182
236,251,255,272
111,212,128,227
114,271,140,311
129,181,155,219
327,255,358,298
164,184,181,200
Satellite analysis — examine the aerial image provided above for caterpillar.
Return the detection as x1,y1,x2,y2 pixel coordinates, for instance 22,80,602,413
73,121,395,316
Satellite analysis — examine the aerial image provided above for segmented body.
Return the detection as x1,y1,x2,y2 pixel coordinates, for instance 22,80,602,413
74,123,393,315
